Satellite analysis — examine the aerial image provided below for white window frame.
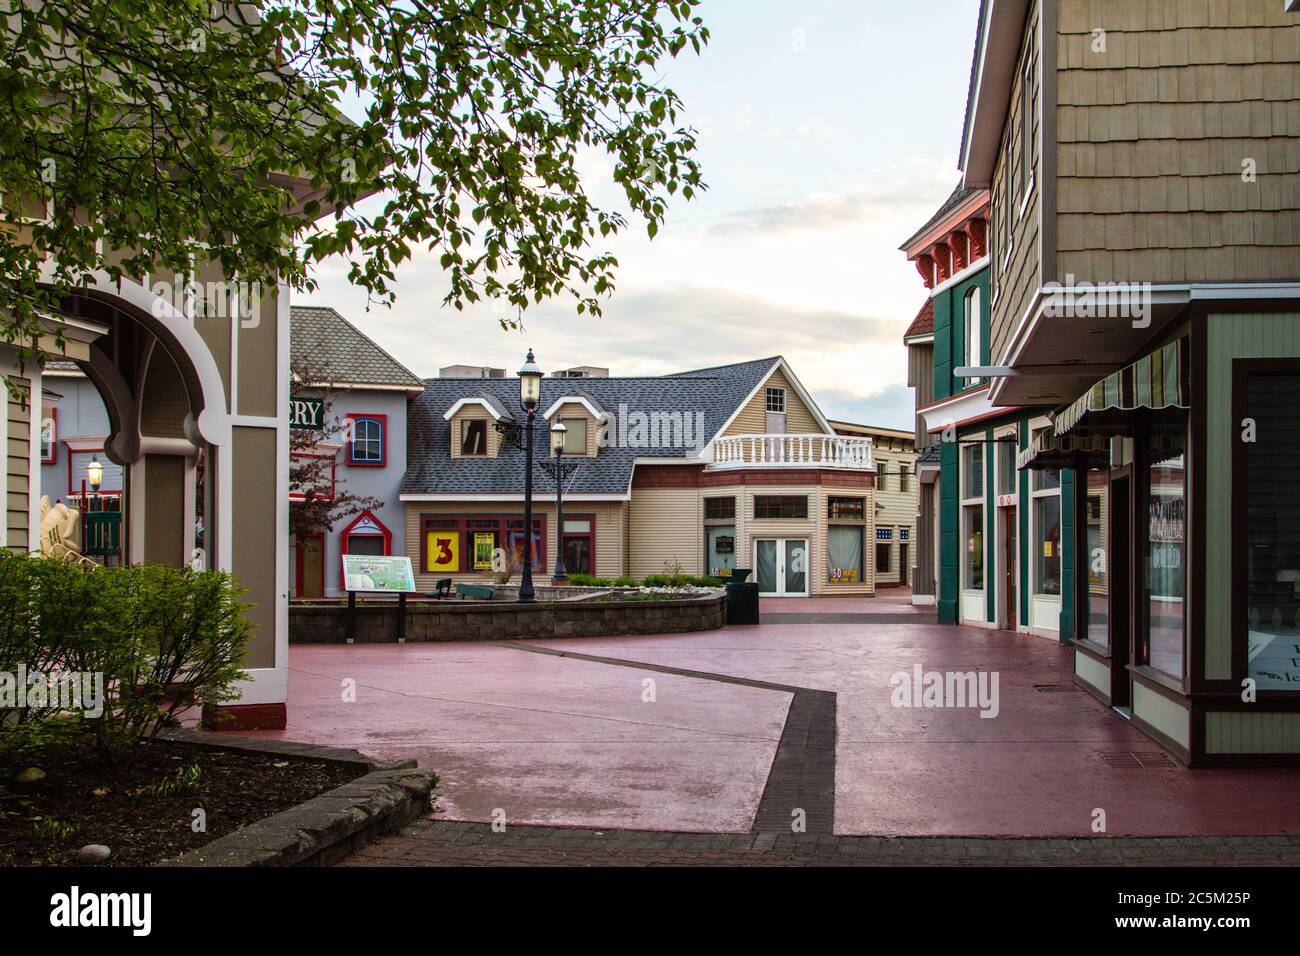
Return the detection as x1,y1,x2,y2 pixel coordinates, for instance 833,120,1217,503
765,387,786,413
1019,39,1036,215
961,440,986,596
1029,423,1063,599
964,286,983,383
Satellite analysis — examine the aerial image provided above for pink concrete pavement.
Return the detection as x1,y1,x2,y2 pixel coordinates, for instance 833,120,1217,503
254,617,1300,838
242,642,788,832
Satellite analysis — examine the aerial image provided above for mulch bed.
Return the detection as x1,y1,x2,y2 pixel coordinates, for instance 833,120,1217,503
0,739,363,866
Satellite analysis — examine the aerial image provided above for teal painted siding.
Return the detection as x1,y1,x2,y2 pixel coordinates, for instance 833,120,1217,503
1059,470,1076,643
1019,422,1030,626
938,437,959,624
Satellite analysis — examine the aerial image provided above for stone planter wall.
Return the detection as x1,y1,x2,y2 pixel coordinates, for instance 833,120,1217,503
290,593,726,644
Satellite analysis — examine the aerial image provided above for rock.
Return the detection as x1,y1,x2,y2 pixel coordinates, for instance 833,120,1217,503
75,844,112,864
15,768,45,783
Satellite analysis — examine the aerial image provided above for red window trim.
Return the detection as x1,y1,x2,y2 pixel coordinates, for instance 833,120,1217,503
338,509,393,590
419,513,548,574
41,407,56,464
289,450,337,501
346,412,387,467
559,512,596,575
66,447,124,498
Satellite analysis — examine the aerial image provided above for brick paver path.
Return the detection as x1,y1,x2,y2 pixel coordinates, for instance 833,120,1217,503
339,820,1300,867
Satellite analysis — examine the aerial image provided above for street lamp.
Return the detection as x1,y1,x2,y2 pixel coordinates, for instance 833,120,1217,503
87,455,103,492
539,421,581,586
517,349,543,604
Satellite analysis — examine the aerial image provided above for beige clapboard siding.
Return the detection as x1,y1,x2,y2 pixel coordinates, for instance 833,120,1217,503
449,410,500,459
402,500,626,591
872,450,920,586
138,351,190,439
628,487,702,577
991,0,1043,366
1055,0,1300,285
546,402,597,457
816,483,877,595
723,367,822,437
1205,712,1300,755
7,377,31,551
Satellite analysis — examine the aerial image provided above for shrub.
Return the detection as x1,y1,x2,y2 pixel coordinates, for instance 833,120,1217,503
568,573,614,587
0,553,253,762
613,576,639,587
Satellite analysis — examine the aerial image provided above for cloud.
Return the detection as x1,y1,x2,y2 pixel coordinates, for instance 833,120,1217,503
706,171,957,237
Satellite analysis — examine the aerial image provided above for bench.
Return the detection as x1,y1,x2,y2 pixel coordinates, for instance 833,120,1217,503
425,578,452,600
455,583,495,601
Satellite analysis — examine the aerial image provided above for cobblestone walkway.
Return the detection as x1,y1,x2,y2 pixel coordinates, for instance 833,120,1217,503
338,821,1300,867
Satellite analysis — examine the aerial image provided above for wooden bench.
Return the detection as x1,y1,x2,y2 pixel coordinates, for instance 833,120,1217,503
455,583,495,601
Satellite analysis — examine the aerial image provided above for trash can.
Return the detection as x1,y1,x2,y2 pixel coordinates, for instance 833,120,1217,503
725,568,760,625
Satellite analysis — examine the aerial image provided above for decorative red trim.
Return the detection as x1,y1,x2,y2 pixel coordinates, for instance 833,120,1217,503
346,412,388,467
419,513,546,574
289,450,337,501
931,241,952,283
631,464,876,489
632,465,705,488
558,511,597,576
967,218,988,260
202,702,287,732
950,230,969,272
915,254,935,290
338,509,393,590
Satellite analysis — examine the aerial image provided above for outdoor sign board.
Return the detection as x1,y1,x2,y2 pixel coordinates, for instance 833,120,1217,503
342,554,415,593
289,395,325,430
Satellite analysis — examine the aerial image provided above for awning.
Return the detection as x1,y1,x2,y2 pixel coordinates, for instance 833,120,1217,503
1053,336,1190,438
1016,432,1109,471
1018,431,1186,472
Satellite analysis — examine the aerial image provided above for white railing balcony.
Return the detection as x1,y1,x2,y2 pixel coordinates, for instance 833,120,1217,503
710,434,875,471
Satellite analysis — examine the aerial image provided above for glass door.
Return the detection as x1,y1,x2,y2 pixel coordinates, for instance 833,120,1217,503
755,538,809,597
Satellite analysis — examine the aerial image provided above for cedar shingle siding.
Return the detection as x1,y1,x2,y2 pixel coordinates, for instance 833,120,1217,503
1055,0,1300,287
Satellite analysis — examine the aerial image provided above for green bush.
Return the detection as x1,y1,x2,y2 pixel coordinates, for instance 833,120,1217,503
0,552,253,762
567,573,615,587
612,576,639,587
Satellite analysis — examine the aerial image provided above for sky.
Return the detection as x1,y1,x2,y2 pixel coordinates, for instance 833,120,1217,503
302,0,981,429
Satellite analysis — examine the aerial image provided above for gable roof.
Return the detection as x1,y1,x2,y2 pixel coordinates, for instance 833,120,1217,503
401,357,783,498
290,305,424,390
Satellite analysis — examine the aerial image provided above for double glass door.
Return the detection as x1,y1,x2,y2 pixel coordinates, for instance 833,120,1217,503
755,538,808,597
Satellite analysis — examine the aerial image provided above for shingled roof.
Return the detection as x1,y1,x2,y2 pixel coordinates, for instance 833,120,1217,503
904,299,935,340
401,357,783,497
290,305,424,389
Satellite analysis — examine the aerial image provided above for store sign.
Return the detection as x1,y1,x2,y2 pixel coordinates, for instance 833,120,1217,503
342,555,415,593
830,568,859,583
714,535,734,555
289,395,325,430
426,531,460,572
473,532,495,571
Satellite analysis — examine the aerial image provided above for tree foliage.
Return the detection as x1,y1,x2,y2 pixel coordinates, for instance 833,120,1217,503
0,0,708,364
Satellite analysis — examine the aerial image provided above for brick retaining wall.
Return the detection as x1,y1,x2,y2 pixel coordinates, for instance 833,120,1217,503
290,594,726,643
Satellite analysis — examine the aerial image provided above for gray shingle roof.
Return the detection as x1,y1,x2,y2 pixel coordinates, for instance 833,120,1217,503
290,306,424,389
401,357,780,497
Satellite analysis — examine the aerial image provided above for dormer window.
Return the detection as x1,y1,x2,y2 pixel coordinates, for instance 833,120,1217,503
560,418,587,455
765,387,786,413
460,418,488,456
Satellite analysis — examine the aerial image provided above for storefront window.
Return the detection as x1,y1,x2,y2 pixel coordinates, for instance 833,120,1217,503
1145,422,1186,681
1034,496,1061,596
828,526,864,583
706,525,736,578
1084,470,1109,650
962,441,984,590
1030,427,1062,597
1244,375,1300,691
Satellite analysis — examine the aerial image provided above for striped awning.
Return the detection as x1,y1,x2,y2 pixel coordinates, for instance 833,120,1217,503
1053,336,1190,438
1016,432,1110,472
1017,431,1185,472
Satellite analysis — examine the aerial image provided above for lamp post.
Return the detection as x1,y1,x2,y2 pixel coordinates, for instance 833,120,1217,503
539,421,581,586
517,349,543,604
87,455,103,510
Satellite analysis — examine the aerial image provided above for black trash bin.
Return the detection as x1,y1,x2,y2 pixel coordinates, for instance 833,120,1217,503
725,568,760,625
